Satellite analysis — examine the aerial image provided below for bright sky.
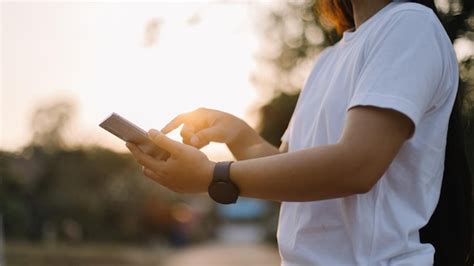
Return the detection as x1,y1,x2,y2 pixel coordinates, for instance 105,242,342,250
1,1,270,160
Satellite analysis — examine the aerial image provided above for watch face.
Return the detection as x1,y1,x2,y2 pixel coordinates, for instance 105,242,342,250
208,181,239,204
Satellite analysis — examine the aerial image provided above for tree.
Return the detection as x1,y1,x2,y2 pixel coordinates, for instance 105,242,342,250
29,101,75,151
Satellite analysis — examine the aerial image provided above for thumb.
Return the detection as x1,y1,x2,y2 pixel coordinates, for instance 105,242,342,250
148,129,183,155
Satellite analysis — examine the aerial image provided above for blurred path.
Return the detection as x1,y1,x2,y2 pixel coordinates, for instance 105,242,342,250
5,241,165,266
4,241,280,266
163,242,281,266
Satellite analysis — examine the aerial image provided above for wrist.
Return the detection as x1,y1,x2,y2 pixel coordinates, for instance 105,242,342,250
204,160,216,192
208,161,240,204
227,123,260,151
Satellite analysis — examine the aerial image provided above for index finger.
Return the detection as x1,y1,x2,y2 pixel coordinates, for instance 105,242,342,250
161,113,187,134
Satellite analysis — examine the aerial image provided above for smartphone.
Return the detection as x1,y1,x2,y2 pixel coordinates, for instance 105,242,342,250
99,113,170,160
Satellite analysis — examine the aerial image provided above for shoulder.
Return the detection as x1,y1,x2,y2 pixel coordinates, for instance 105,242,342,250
388,2,436,18
318,45,337,62
382,2,444,34
364,2,453,56
381,2,457,70
308,46,337,76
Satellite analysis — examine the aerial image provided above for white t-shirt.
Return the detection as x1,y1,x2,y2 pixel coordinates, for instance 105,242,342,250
278,2,459,265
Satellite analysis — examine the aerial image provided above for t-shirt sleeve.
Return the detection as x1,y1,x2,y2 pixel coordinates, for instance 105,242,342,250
348,11,445,132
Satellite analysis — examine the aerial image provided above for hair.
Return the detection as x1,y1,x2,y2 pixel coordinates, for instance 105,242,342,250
317,0,439,34
317,0,354,34
316,0,472,265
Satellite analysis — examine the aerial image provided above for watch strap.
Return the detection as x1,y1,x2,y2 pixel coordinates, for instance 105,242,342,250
213,161,234,183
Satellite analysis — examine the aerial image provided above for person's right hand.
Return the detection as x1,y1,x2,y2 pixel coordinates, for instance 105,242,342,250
161,108,254,150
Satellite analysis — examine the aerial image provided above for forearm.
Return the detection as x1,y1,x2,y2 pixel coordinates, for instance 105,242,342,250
227,126,281,160
133,106,408,202
230,143,370,202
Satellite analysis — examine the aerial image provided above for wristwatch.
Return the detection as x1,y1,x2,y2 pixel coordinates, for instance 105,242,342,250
208,161,240,204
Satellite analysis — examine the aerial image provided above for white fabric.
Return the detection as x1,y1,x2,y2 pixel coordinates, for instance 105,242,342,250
278,2,459,265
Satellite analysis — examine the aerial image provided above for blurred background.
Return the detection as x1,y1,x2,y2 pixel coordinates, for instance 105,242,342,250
1,0,473,265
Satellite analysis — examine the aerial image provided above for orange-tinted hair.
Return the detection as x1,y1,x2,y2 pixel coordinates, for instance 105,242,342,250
316,0,440,35
316,0,355,35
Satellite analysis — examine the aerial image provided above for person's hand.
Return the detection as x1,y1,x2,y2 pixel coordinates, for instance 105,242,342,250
161,108,254,149
126,129,215,193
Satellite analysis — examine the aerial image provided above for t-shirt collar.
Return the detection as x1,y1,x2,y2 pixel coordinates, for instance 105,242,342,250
342,1,398,43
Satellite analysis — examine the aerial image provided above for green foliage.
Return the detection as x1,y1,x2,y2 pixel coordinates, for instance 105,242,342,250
460,57,474,174
30,101,75,151
252,1,339,96
258,93,299,147
0,145,183,242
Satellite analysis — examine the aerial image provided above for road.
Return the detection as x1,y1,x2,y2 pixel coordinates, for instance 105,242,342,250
4,241,280,266
163,242,281,266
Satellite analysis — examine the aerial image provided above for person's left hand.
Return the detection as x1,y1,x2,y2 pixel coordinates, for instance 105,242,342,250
125,129,215,193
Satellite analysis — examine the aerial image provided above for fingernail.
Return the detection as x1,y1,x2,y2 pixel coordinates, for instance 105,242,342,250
148,129,160,138
190,135,199,145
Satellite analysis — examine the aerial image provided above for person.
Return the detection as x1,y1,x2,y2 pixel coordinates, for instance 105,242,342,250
126,0,468,264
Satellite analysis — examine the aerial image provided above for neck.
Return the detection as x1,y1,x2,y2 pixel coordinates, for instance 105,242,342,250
351,0,392,29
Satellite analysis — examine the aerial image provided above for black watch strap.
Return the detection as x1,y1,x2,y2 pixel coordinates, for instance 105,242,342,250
213,161,233,182
208,161,239,204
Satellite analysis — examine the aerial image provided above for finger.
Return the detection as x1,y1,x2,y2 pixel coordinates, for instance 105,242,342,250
126,142,167,172
190,135,200,146
125,142,140,154
161,114,187,134
180,124,195,142
195,139,210,149
143,167,164,182
195,127,221,144
148,129,184,155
